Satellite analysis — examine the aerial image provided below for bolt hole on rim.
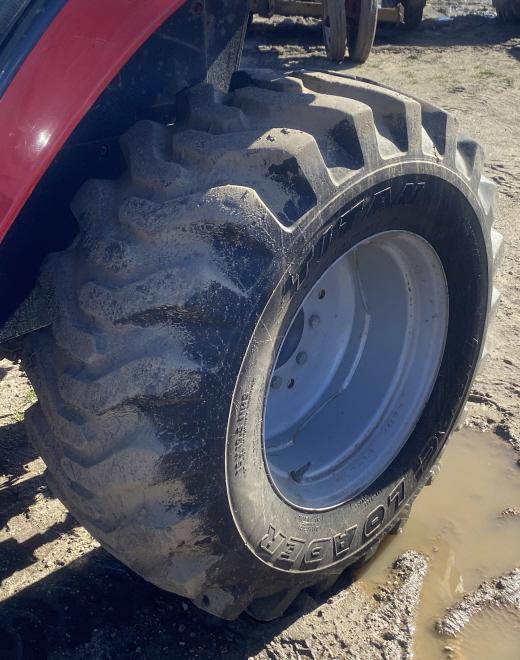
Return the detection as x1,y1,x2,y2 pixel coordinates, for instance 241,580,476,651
264,230,449,511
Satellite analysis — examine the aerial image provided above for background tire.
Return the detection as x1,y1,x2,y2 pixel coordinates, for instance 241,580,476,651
322,0,347,62
493,0,520,21
22,70,501,620
402,0,426,28
346,0,378,62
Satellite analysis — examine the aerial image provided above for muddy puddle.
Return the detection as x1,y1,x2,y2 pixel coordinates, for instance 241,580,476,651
359,429,520,659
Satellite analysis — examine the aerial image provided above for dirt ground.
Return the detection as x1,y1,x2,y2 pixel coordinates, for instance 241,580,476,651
1,4,519,659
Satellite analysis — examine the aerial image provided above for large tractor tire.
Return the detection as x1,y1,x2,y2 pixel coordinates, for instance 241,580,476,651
493,0,520,20
22,70,502,621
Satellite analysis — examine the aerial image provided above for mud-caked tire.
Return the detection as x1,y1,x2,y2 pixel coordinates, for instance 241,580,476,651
23,70,502,620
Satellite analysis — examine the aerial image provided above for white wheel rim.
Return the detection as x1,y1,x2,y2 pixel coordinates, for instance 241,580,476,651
264,231,449,510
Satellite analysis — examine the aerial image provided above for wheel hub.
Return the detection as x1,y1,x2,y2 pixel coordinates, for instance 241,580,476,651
264,230,449,510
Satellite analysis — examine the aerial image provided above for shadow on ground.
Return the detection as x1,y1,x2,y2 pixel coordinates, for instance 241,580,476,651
0,544,353,660
0,417,43,526
0,416,352,660
0,533,355,660
509,45,520,61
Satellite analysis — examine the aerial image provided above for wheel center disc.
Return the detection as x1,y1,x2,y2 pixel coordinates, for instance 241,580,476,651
263,230,449,511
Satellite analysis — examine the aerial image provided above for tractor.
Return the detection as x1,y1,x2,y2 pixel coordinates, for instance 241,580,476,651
0,0,502,621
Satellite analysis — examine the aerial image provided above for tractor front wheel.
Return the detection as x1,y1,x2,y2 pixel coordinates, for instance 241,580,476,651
23,70,501,620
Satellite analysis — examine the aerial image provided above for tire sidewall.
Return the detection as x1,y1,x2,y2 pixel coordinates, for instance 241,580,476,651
347,0,378,62
225,163,490,575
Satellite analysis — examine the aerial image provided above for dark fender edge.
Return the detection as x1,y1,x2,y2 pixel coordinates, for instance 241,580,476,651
0,282,51,345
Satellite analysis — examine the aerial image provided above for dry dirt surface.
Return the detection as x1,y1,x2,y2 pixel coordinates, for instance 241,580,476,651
1,4,520,659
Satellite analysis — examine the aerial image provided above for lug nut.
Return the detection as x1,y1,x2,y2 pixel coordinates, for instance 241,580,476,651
271,375,282,389
309,314,320,329
296,351,307,365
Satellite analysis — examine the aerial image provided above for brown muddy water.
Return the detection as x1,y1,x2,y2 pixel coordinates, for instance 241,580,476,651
359,429,520,659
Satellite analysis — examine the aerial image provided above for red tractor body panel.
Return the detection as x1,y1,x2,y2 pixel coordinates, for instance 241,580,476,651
0,0,247,338
0,0,186,245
